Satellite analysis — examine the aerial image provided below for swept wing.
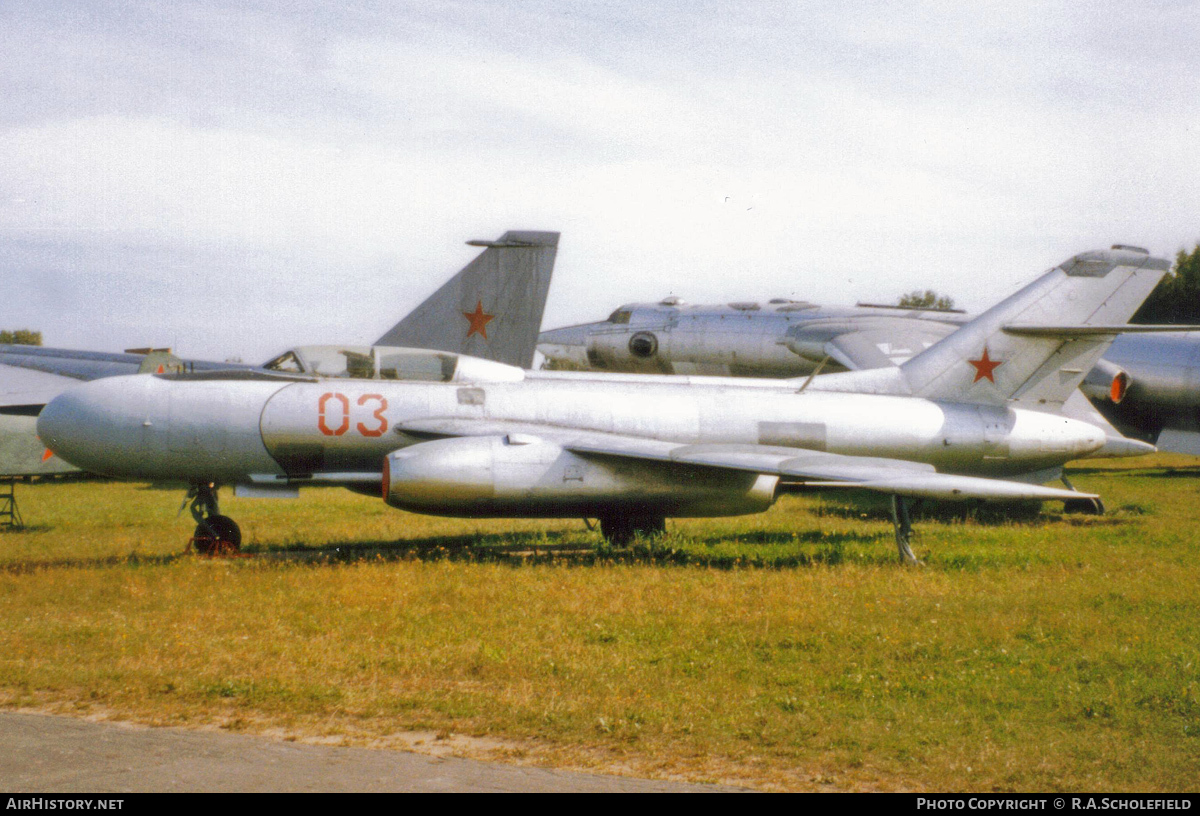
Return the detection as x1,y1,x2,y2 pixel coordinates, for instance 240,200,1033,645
396,418,1093,503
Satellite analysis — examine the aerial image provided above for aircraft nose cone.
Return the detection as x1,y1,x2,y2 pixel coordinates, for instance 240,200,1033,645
537,324,593,347
537,324,598,368
37,377,150,476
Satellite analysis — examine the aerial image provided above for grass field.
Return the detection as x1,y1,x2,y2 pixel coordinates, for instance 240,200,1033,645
1,456,1199,791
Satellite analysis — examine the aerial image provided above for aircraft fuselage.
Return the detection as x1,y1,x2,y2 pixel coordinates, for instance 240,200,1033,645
39,370,1105,512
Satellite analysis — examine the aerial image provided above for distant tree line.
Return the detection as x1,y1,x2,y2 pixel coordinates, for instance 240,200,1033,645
897,290,955,311
0,330,42,346
1132,243,1200,325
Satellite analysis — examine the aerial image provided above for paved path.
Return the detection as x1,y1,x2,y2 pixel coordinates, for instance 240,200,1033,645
0,712,735,793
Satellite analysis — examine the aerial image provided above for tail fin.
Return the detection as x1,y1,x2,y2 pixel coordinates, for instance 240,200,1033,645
900,247,1172,407
375,231,559,368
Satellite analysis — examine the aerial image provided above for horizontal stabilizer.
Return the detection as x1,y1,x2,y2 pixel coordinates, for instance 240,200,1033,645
899,247,1174,408
465,237,556,248
783,318,956,370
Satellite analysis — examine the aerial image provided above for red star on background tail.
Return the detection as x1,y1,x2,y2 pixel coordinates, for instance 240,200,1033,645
462,301,495,339
968,347,1003,383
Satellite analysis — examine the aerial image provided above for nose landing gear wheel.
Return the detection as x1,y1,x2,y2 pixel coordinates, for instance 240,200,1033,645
192,514,242,555
185,483,241,555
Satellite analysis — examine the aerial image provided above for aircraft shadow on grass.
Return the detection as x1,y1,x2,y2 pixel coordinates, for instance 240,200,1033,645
0,551,183,574
244,527,897,569
1065,464,1200,480
1,521,1090,572
243,519,1091,569
0,524,52,534
814,498,1047,525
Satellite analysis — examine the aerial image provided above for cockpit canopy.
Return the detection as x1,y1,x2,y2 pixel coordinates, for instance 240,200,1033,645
261,345,524,383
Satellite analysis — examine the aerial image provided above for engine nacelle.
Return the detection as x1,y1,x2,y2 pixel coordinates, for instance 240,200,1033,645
1080,359,1131,404
383,435,779,518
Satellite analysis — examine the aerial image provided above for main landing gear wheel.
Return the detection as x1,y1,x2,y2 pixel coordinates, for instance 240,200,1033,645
1062,497,1105,515
599,515,666,546
186,483,242,555
1060,475,1105,515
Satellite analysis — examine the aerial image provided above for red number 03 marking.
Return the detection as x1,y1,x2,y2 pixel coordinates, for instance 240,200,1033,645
356,394,389,437
318,392,388,437
317,392,350,436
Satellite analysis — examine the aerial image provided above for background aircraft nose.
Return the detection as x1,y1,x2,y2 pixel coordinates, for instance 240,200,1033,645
536,324,597,368
537,324,594,348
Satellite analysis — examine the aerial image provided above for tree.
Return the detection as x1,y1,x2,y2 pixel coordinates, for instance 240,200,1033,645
898,290,955,311
1131,243,1200,325
0,329,42,346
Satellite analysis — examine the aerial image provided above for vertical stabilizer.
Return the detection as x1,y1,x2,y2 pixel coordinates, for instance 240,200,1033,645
900,247,1172,407
129,348,185,375
375,231,559,368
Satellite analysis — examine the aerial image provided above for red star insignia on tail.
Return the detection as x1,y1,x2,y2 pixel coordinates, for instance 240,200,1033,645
463,300,495,339
968,347,1003,383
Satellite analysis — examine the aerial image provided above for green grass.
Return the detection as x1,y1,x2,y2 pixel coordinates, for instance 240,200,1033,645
1,457,1199,791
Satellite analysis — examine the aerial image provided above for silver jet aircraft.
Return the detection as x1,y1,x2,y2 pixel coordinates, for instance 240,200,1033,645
0,230,559,479
537,247,1200,454
37,247,1169,564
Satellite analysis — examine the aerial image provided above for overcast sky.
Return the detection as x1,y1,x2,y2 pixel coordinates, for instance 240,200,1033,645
2,0,1198,361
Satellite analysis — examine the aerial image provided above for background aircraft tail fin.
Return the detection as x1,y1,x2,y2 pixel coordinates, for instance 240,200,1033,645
374,231,559,368
129,348,185,375
899,247,1172,408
